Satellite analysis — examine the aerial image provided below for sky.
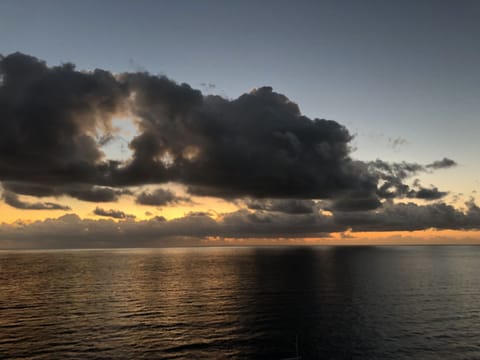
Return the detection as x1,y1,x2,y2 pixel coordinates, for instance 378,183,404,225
0,0,479,248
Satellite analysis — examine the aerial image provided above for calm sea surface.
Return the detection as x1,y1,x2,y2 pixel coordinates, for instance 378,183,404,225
1,246,480,359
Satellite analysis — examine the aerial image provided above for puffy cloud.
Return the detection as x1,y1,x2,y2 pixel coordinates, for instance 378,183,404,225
0,52,126,185
117,81,377,199
0,52,464,243
0,52,376,200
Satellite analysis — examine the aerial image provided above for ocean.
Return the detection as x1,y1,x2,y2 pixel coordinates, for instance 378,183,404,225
1,246,480,359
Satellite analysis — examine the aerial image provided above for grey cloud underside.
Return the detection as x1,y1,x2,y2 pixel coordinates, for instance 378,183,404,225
1,201,479,248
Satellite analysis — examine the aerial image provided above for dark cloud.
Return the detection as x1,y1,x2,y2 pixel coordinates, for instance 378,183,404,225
1,200,480,248
0,52,458,232
369,160,455,200
0,52,126,186
111,79,378,199
175,88,375,198
0,210,336,249
245,198,317,214
0,52,375,202
93,207,135,219
426,158,457,170
220,209,337,237
135,188,189,206
2,182,58,197
408,186,447,200
68,186,131,202
2,182,131,202
328,191,382,212
2,191,70,210
335,200,480,232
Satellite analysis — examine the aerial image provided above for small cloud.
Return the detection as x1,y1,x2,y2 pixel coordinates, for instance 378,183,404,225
245,198,317,214
409,186,447,200
200,82,216,92
387,136,408,150
2,191,70,210
93,207,135,219
426,158,457,170
136,188,189,206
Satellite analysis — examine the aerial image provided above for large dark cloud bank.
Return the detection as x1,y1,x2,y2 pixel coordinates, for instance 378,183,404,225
0,52,476,247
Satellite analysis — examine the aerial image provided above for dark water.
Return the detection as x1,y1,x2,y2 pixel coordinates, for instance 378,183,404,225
1,246,480,359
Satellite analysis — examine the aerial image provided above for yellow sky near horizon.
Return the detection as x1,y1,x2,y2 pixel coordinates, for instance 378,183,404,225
0,189,239,224
200,229,480,246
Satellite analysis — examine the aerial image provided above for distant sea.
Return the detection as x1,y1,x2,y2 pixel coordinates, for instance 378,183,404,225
1,246,480,359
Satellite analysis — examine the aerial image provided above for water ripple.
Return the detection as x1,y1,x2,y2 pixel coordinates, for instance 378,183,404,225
1,246,480,359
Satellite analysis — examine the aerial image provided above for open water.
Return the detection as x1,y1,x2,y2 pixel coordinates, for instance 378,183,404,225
1,246,480,359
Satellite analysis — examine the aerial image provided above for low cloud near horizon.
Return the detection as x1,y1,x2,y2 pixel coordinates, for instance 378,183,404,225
1,200,480,248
